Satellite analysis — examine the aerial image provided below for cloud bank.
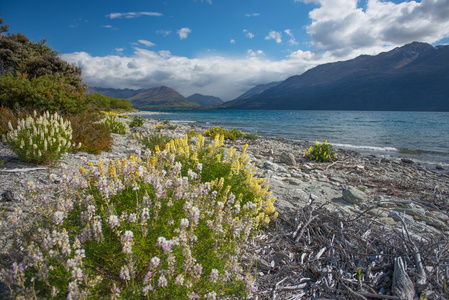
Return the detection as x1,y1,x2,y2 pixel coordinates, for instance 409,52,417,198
64,0,449,101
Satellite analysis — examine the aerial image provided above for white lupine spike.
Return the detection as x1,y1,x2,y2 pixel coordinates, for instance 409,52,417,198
8,122,13,131
29,137,33,146
67,141,71,149
43,140,47,151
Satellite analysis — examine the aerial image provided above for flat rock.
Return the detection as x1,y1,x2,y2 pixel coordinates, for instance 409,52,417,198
342,186,366,204
279,152,296,166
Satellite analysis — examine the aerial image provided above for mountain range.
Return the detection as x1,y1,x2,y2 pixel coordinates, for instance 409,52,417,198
221,42,449,111
88,42,449,111
87,86,223,110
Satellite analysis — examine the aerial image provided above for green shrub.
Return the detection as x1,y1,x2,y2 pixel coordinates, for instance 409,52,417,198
3,111,78,164
0,73,88,114
0,134,276,299
305,140,336,162
100,115,130,135
134,131,173,150
243,133,259,140
67,114,113,154
87,93,133,112
129,116,145,128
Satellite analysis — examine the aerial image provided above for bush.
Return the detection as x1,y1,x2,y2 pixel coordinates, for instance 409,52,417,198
100,115,130,135
67,114,113,154
305,140,336,162
3,111,78,164
0,134,276,299
0,73,88,114
129,116,145,128
204,126,257,141
87,93,133,112
133,131,173,150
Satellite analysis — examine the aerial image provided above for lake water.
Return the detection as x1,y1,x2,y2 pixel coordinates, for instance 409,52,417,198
136,110,449,166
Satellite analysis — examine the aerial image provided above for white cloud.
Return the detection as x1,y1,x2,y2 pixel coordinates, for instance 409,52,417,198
177,27,192,39
115,48,124,53
156,30,172,36
243,29,255,39
284,29,298,46
299,0,449,57
244,13,260,17
106,12,163,19
138,40,156,47
63,47,338,100
265,30,282,43
230,39,236,44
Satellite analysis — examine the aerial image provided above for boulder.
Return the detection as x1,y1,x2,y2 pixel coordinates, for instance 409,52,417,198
342,186,366,204
280,152,296,166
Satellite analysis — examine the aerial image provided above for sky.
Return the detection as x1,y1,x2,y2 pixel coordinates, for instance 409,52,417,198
2,0,449,100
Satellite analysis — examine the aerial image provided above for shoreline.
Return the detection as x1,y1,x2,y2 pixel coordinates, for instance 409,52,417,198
1,118,449,298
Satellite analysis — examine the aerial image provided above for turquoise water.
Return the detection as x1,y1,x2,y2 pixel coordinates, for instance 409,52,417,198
137,110,449,165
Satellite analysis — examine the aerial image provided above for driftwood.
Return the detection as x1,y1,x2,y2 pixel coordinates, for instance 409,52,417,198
248,197,449,299
0,167,47,173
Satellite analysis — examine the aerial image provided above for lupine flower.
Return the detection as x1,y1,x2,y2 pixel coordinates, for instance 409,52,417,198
157,274,167,287
108,215,120,228
205,291,217,300
174,274,185,286
121,230,134,254
119,265,131,281
150,256,161,269
209,269,219,283
180,218,189,229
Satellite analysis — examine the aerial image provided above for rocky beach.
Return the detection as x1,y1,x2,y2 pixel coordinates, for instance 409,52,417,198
1,117,449,299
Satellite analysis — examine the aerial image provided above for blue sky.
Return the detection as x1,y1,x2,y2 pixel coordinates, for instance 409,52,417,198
2,0,449,100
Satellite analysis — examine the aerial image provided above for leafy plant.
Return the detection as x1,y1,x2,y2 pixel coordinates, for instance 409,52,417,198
129,116,145,128
0,159,4,167
305,140,336,162
0,73,88,114
67,114,113,154
3,111,79,164
134,131,173,151
100,115,130,135
243,133,259,140
0,134,276,299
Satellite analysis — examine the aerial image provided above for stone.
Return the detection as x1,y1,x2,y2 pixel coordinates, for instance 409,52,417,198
429,211,449,222
401,158,414,164
389,211,414,224
342,186,367,204
330,176,345,184
280,152,296,166
367,208,389,218
399,203,426,217
417,215,447,230
263,161,278,171
374,195,384,202
436,165,444,170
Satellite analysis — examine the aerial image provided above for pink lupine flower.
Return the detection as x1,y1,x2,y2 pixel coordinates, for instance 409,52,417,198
205,291,217,300
150,256,161,269
209,268,219,283
121,230,134,254
108,215,120,228
120,265,131,281
180,218,189,229
174,274,184,286
157,274,167,287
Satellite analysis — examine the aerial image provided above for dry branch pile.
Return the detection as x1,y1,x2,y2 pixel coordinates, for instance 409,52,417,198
249,199,449,299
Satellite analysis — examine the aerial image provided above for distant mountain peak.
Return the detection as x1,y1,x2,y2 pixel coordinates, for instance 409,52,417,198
186,93,223,106
220,42,449,112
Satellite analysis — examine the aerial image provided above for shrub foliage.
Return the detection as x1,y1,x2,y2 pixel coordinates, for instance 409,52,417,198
305,140,336,162
0,73,88,114
0,134,276,299
3,111,78,164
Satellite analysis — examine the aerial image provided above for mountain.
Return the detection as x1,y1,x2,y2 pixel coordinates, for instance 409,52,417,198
186,93,224,106
221,42,449,111
87,87,144,99
128,86,200,110
235,81,281,100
